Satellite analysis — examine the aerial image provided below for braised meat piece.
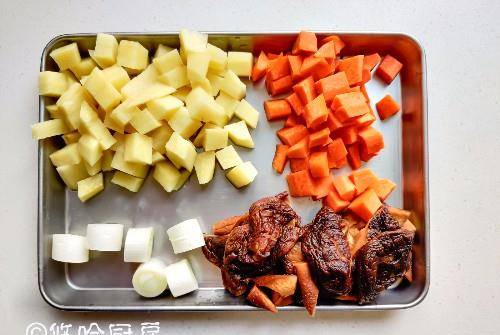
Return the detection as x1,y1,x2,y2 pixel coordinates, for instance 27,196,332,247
301,207,352,296
202,234,229,267
354,206,415,303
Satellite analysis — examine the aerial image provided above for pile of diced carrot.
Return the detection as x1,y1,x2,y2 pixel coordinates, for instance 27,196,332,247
254,31,403,221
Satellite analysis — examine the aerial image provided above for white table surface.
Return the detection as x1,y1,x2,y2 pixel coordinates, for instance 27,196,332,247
1,0,499,334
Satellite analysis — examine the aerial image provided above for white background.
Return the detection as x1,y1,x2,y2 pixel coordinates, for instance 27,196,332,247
1,0,499,334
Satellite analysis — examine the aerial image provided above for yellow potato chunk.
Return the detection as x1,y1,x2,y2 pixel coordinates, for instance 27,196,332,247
226,161,257,188
31,119,69,139
158,65,189,89
185,87,226,126
39,71,68,97
110,102,140,128
148,122,174,154
227,51,253,77
117,40,149,72
120,64,159,99
168,107,202,139
187,52,210,85
77,173,104,202
78,134,103,166
127,82,175,107
215,92,239,119
192,123,220,147
206,73,222,96
165,132,197,172
70,57,97,79
153,161,181,192
129,108,161,134
83,68,122,112
154,44,174,59
50,143,81,167
124,133,152,165
50,43,81,70
46,104,62,119
111,171,144,192
110,133,125,151
218,70,246,100
84,159,102,176
94,33,118,67
194,151,215,184
102,65,130,91
215,145,243,170
171,86,191,102
56,162,89,190
153,49,183,74
206,43,227,72
111,148,149,178
56,84,86,130
101,150,114,171
180,29,207,54
203,128,228,151
224,121,254,148
80,102,116,150
234,99,259,129
174,170,191,191
146,95,183,121
151,150,166,165
62,131,81,144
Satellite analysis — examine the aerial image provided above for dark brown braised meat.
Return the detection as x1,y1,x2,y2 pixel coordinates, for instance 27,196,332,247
301,207,352,296
354,206,415,303
202,234,228,267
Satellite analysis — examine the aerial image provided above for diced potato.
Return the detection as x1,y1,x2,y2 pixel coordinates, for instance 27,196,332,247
50,43,81,70
206,73,222,96
62,131,81,144
179,29,207,54
129,108,161,134
50,143,81,167
79,100,99,124
120,64,159,99
226,161,257,188
94,33,119,67
56,161,89,190
234,99,259,129
117,40,149,72
110,102,140,128
154,44,174,59
224,121,254,148
168,107,202,139
61,70,79,85
185,87,226,126
111,171,144,192
31,119,69,139
153,161,181,192
203,128,228,151
110,133,125,151
215,92,239,119
227,51,253,77
102,65,130,91
124,133,152,165
56,84,86,130
103,110,124,133
83,68,122,112
39,71,68,97
187,51,210,85
206,43,227,72
146,95,183,121
111,148,149,178
84,159,102,176
153,49,183,74
171,86,191,102
79,101,116,150
215,145,243,170
219,70,246,100
101,150,114,171
77,173,104,202
192,77,212,95
46,104,62,119
158,65,189,89
173,170,191,191
194,151,215,184
165,132,197,172
192,123,220,147
148,122,174,154
78,134,103,166
151,150,166,164
127,82,175,107
70,58,97,79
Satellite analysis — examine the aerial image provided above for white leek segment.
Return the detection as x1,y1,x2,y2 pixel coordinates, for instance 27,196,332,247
166,219,205,254
123,227,154,262
164,259,198,297
132,258,168,298
51,234,89,263
86,223,124,251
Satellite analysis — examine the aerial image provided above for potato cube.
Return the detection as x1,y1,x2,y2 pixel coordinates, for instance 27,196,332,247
39,71,68,97
77,173,104,202
180,29,207,54
226,161,258,188
120,65,159,99
56,162,89,190
187,52,210,85
154,44,174,59
110,133,125,151
103,110,124,133
129,108,161,134
62,131,81,144
158,65,189,89
171,86,190,102
70,57,97,79
224,121,254,148
153,161,181,192
168,107,202,139
148,122,174,154
50,43,81,70
111,148,149,178
203,128,228,151
50,143,81,167
206,73,222,96
219,70,246,100
206,44,227,72
227,51,253,77
215,145,243,170
124,133,152,165
234,99,259,129
165,132,197,171
94,33,118,67
56,84,86,130
174,170,191,191
83,68,122,112
79,100,99,124
101,150,114,171
111,171,144,192
215,92,239,119
78,134,103,166
110,102,140,128
117,40,149,72
146,95,183,121
79,101,116,149
151,150,166,165
127,82,175,107
153,49,183,74
185,87,227,126
31,119,69,139
194,151,215,184
84,159,102,176
61,70,79,85
46,104,62,119
102,65,130,91
192,123,220,147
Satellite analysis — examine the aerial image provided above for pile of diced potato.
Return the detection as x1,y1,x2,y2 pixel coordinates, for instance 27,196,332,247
32,30,259,202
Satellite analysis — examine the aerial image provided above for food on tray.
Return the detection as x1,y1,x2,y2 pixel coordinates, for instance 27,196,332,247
376,55,403,84
132,258,169,298
202,191,415,314
166,219,205,254
51,234,89,263
225,161,258,188
86,223,124,251
164,259,199,297
376,94,400,120
77,173,104,202
123,227,154,262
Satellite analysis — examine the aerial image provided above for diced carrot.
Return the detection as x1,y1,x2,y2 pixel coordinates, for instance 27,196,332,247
338,126,358,145
288,55,303,82
272,144,289,174
333,175,356,201
312,175,333,199
277,125,309,146
314,72,350,103
322,136,333,147
348,188,382,222
247,285,278,313
371,178,396,201
212,215,246,235
350,168,378,194
358,126,384,155
300,56,332,81
319,35,345,54
361,67,371,83
337,55,364,86
287,136,309,159
360,84,370,102
309,151,329,178
292,31,318,55
267,75,293,96
363,53,381,71
264,99,292,121
285,92,305,116
376,94,400,120
309,128,330,148
324,188,350,212
284,113,303,127
251,51,269,82
267,56,290,81
351,112,375,128
314,41,336,59
347,86,361,93
347,144,362,169
267,53,281,60
331,92,366,110
293,76,316,104
376,55,403,84
335,103,370,123
290,157,308,172
304,94,329,128
326,138,347,162
330,156,347,169
287,170,315,197
326,112,344,131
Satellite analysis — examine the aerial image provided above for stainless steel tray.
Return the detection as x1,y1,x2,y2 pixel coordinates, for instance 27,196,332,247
38,32,429,311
